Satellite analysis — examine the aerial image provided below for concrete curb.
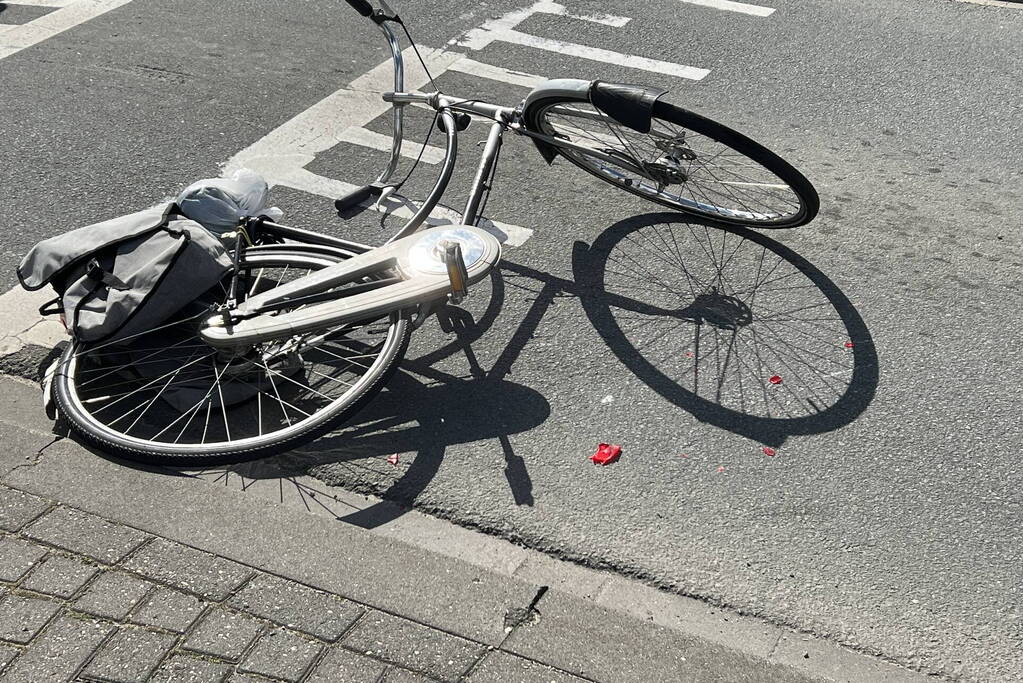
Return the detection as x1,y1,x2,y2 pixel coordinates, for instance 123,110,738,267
0,286,66,358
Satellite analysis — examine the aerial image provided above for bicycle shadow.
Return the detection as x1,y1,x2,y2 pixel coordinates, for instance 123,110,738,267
172,362,547,527
198,212,877,525
573,212,879,447
83,266,530,531
90,212,876,529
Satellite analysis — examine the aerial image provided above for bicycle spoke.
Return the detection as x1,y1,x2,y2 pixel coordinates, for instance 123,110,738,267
540,101,805,224
60,254,404,454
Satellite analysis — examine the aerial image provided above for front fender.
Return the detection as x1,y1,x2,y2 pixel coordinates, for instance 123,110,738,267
588,81,668,134
522,78,668,164
522,78,592,164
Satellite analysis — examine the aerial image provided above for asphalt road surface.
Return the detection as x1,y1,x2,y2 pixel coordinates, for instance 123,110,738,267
2,0,1021,680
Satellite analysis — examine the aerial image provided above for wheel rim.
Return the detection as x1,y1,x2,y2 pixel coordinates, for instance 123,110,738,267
538,102,807,225
57,252,406,454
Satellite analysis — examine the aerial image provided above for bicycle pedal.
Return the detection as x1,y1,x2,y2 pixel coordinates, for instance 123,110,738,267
441,241,470,304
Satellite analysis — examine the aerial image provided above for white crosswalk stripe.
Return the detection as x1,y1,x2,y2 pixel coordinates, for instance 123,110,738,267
0,0,135,61
3,0,78,7
677,0,776,17
467,29,710,81
533,1,632,27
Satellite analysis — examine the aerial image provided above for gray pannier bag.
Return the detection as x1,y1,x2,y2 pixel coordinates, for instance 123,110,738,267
17,201,234,344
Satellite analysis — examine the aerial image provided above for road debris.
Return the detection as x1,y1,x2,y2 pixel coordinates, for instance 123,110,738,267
591,443,622,466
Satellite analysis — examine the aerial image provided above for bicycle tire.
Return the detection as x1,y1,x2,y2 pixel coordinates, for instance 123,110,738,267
53,247,411,466
524,95,819,228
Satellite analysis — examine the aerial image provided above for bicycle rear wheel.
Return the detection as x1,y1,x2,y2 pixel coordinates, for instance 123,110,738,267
53,247,411,466
524,95,818,228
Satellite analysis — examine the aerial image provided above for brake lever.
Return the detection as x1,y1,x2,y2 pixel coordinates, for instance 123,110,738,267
374,0,401,23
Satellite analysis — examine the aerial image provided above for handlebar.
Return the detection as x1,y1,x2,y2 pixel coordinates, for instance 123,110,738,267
344,0,374,18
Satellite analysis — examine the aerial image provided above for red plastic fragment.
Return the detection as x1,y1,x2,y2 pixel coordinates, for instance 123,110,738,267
762,447,777,456
685,351,695,358
717,466,725,473
590,443,622,466
769,375,783,385
844,341,854,349
386,454,399,466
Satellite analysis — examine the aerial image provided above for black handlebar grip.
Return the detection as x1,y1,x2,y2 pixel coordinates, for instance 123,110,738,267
334,183,382,212
344,0,374,17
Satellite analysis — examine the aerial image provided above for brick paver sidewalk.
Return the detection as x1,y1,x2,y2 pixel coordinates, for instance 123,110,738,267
0,488,574,683
0,373,929,683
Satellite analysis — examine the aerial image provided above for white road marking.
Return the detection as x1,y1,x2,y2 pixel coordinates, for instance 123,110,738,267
677,0,776,17
337,127,446,165
956,0,1023,6
0,0,135,61
477,29,710,81
534,1,631,27
224,43,534,247
3,0,77,6
456,1,707,81
225,46,460,181
448,56,546,89
455,4,544,49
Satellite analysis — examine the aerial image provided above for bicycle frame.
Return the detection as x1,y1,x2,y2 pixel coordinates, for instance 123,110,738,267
359,17,655,241
200,9,658,352
197,16,511,350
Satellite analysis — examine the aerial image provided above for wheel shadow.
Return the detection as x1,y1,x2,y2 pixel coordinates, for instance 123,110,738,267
573,212,879,446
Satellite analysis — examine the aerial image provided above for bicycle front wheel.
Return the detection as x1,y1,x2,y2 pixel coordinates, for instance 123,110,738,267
53,247,411,466
524,95,819,228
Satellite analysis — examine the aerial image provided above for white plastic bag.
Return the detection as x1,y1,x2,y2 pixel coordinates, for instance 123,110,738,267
175,168,283,232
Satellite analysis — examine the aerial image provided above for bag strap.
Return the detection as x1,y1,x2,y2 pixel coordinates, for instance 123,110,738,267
69,225,195,344
76,222,191,295
161,222,191,241
85,258,131,291
38,296,63,316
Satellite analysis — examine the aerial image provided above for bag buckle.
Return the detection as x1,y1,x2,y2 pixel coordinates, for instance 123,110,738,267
85,259,130,291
